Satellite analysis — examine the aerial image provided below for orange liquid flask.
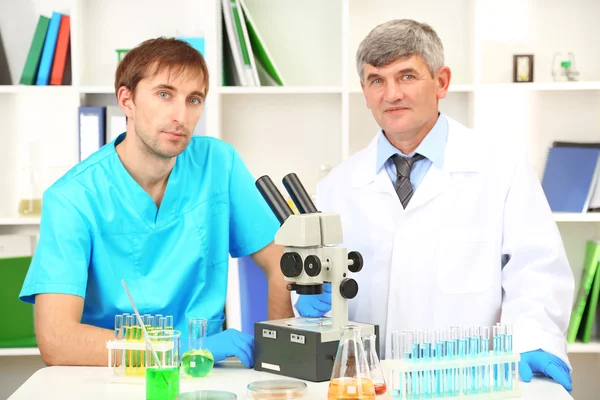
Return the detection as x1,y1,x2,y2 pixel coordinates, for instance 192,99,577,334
363,333,387,395
328,325,376,400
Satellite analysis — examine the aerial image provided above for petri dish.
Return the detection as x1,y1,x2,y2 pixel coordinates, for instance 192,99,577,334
247,379,308,399
176,390,237,399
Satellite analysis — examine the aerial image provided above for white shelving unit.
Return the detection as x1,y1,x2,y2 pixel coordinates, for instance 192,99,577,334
0,348,40,357
1,0,600,398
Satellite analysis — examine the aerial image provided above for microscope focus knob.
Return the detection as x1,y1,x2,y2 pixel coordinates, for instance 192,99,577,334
339,278,359,299
281,252,303,278
304,255,322,277
348,251,363,273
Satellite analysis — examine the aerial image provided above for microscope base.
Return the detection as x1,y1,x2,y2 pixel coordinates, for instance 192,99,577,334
253,319,379,382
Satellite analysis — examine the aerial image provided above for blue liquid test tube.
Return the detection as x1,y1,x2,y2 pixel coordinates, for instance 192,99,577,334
504,324,514,390
435,329,446,397
458,328,469,395
403,331,414,399
412,331,422,399
469,326,480,394
481,327,491,393
447,327,457,396
498,324,506,392
493,325,500,391
422,330,432,399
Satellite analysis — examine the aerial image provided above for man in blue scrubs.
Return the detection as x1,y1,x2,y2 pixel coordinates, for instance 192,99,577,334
19,37,293,367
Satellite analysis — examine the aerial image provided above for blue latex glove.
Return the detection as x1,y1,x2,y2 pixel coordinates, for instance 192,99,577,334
519,350,572,392
295,283,332,317
203,329,254,368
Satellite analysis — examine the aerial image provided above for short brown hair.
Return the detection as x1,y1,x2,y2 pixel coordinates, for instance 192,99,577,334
114,37,209,98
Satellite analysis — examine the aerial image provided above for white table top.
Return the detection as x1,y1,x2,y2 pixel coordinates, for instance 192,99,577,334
8,361,573,399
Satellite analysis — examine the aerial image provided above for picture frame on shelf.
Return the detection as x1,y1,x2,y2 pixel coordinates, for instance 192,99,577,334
513,54,534,83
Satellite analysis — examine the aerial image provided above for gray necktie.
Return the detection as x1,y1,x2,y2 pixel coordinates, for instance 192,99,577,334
392,153,425,208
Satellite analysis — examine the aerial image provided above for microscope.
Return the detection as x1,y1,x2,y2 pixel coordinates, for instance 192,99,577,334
253,173,379,382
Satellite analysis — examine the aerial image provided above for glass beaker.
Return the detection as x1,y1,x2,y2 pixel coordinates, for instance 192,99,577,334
17,166,42,216
362,334,386,395
146,329,181,400
328,325,376,400
181,318,214,378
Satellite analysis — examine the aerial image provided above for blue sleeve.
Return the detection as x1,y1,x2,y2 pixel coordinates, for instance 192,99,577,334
19,189,91,304
228,148,279,258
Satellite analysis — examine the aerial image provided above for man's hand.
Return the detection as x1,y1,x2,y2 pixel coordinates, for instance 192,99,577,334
204,329,254,368
294,283,332,317
519,349,572,392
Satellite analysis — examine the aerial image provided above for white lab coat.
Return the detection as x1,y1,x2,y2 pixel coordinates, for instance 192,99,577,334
315,116,574,367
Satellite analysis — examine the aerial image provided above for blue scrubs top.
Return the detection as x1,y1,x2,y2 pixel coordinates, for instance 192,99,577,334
19,133,279,346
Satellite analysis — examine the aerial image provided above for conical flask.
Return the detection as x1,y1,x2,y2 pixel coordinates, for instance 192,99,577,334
362,334,386,395
328,325,376,400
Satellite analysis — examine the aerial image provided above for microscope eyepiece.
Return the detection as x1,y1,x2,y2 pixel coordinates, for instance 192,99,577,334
282,173,318,214
256,175,294,225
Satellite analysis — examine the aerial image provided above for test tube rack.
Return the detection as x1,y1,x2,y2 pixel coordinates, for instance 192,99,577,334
381,352,520,399
106,339,176,383
106,313,174,383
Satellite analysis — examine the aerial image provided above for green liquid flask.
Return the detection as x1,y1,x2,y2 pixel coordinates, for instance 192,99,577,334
182,349,214,377
181,318,214,378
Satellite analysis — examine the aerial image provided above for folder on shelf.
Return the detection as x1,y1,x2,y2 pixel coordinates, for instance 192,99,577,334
19,15,50,85
238,0,285,86
0,29,11,84
0,235,36,348
579,260,600,343
222,0,259,86
541,145,600,212
49,14,71,85
78,106,106,162
553,141,600,148
36,11,62,86
105,105,126,143
567,240,600,343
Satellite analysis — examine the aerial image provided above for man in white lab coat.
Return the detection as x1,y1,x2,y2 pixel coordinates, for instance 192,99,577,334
295,19,574,391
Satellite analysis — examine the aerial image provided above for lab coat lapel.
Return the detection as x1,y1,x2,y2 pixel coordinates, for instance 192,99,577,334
405,117,482,211
352,133,396,197
406,160,451,211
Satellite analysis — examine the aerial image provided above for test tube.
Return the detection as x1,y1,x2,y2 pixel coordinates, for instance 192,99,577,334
458,328,469,395
113,315,123,375
125,315,133,376
469,326,480,394
435,330,446,397
423,330,434,398
147,316,155,331
446,327,457,396
481,327,490,393
504,324,513,390
166,315,174,330
158,316,167,330
404,332,413,398
390,331,400,398
412,331,422,398
493,325,500,391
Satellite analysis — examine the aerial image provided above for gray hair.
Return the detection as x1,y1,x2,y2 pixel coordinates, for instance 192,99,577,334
356,19,444,82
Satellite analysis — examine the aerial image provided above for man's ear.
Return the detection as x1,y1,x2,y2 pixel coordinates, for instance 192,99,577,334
117,86,134,119
436,66,451,100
